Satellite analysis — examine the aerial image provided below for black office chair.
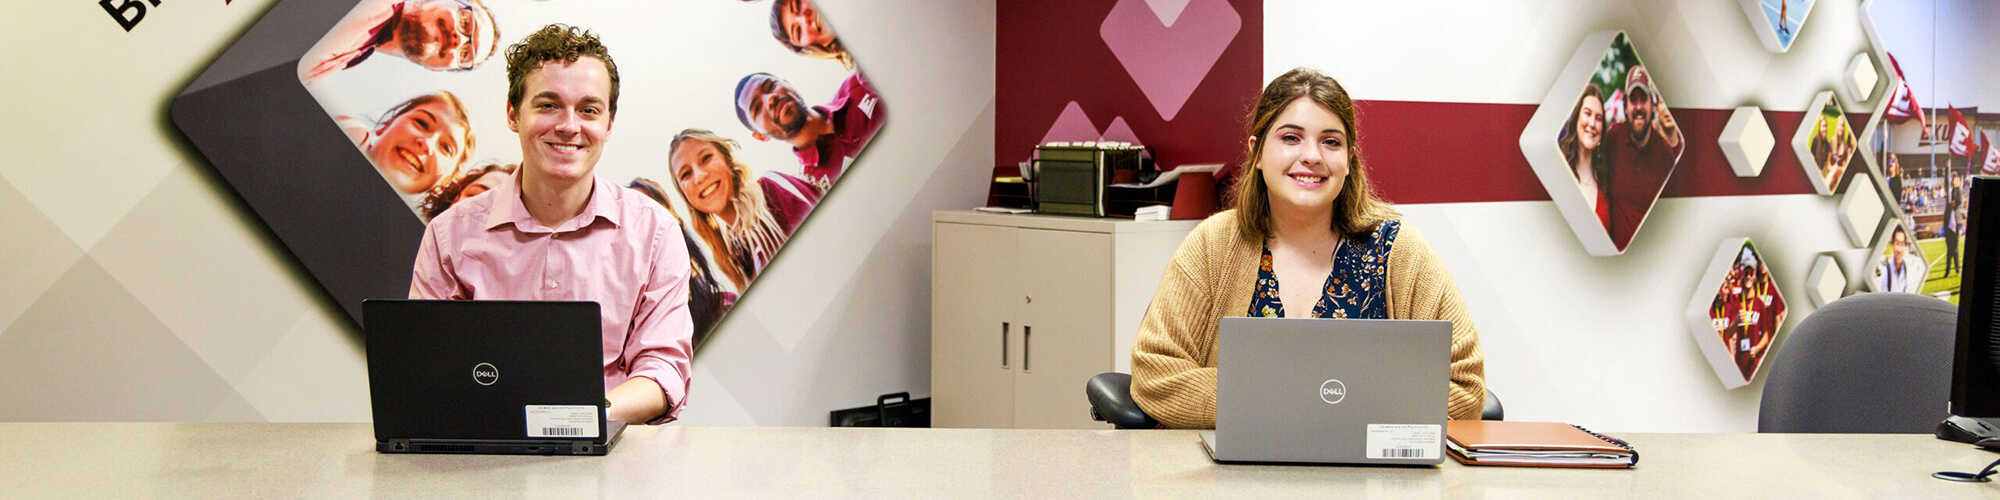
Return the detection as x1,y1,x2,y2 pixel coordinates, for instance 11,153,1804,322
1087,372,1504,429
1757,293,1956,433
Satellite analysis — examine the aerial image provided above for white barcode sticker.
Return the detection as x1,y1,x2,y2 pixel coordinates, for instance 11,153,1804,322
1366,424,1441,460
525,405,600,439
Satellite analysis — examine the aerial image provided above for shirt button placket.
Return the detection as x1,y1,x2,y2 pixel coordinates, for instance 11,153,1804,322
543,233,561,297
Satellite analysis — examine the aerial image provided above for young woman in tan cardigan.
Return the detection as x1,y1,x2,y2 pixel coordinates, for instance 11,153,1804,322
1130,68,1485,429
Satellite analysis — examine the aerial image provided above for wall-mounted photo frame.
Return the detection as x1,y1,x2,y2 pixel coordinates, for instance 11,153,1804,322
1684,238,1787,389
1793,91,1857,196
1738,0,1817,53
1864,219,1932,295
176,0,885,350
1521,31,1685,256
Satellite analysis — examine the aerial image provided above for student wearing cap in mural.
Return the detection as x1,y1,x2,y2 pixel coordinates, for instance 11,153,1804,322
1601,64,1683,250
770,0,854,69
301,0,501,84
734,71,886,191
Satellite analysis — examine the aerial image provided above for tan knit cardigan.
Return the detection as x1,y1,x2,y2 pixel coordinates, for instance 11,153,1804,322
1130,210,1486,429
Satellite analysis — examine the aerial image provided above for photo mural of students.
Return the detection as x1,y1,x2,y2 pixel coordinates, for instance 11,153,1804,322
297,0,888,354
418,160,515,221
335,91,477,203
666,128,823,292
300,0,501,85
734,71,885,191
1601,63,1684,250
769,0,853,69
1560,86,1610,228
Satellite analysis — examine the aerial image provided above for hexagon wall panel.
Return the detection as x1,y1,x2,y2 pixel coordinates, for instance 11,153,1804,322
1847,52,1880,103
1719,106,1775,178
1806,254,1847,307
1837,171,1889,248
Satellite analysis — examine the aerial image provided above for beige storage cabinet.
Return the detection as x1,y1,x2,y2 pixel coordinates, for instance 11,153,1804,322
931,211,1198,429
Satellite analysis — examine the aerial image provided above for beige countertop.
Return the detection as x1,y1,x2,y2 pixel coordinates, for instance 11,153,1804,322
4,423,1999,499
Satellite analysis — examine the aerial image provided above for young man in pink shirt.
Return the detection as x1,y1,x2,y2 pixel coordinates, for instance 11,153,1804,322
409,25,694,425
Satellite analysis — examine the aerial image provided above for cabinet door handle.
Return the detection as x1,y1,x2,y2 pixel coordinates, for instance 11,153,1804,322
1001,322,1010,369
1023,325,1032,373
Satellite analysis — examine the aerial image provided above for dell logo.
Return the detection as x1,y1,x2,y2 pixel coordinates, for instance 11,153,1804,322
1320,379,1346,404
473,363,499,386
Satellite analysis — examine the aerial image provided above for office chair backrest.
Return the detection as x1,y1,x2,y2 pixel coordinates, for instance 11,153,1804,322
1758,293,1957,433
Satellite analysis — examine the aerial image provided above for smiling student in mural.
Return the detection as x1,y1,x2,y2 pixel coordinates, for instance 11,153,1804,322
665,128,822,292
770,0,853,69
336,91,477,200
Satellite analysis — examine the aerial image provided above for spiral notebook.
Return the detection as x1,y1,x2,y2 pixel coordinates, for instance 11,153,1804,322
1444,420,1638,468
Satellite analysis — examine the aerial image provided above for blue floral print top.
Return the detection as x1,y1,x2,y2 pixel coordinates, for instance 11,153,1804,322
1249,220,1400,319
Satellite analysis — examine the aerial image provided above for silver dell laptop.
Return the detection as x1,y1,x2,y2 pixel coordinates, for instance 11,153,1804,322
1200,317,1451,465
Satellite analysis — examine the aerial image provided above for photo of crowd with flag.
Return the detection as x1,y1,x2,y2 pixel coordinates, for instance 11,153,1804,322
1871,52,1983,304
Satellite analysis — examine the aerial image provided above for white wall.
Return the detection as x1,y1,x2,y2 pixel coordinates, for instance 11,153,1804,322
1267,0,1970,432
0,0,994,425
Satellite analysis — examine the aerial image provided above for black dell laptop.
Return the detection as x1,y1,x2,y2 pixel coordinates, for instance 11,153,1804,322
362,299,626,455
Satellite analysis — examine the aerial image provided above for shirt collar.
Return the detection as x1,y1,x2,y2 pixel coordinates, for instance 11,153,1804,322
483,173,623,233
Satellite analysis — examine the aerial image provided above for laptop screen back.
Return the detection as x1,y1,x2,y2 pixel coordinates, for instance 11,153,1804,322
364,300,605,443
1215,317,1450,464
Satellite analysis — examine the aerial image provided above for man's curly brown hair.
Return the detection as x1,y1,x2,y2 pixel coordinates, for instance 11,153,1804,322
505,24,620,117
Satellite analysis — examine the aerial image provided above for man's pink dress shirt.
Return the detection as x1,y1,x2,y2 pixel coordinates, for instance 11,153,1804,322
410,174,693,423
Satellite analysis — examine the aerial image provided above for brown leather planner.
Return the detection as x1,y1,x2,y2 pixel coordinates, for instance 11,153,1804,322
1444,420,1638,468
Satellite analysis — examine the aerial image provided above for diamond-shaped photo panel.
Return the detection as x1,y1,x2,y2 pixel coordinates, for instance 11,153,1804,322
1684,238,1787,389
1738,0,1816,53
1521,31,1686,256
1792,91,1857,195
1863,218,1960,302
175,1,893,335
1862,219,1924,293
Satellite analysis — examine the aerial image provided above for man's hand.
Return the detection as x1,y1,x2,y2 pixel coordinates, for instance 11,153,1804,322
606,377,667,425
